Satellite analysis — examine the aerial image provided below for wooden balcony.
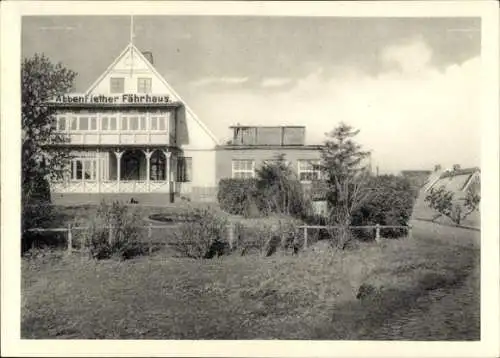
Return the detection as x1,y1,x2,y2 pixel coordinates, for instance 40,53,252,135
51,110,176,146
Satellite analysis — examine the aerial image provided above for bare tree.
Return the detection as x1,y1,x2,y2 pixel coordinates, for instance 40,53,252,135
320,123,372,249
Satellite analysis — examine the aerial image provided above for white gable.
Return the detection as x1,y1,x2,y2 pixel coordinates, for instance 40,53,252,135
86,44,219,149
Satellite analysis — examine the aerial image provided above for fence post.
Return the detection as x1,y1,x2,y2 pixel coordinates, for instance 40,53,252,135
303,226,308,249
408,224,413,239
227,222,235,250
108,226,113,246
148,223,153,255
375,224,381,243
67,224,72,254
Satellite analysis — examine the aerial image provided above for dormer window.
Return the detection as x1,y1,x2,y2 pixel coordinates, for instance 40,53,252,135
137,78,152,93
110,77,125,93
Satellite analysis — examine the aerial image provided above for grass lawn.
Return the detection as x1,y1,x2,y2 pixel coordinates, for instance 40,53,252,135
48,202,221,228
22,220,480,340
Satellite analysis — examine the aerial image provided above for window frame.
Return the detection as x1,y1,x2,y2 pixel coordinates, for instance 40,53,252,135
177,157,192,182
297,159,321,183
150,151,166,181
110,77,125,94
150,115,166,132
137,77,152,94
64,115,99,132
70,158,100,182
120,115,149,132
232,159,255,179
56,116,67,131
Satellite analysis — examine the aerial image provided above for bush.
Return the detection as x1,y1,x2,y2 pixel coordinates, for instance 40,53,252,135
218,157,311,219
233,217,303,256
171,207,229,259
218,178,262,217
351,175,415,238
83,201,144,260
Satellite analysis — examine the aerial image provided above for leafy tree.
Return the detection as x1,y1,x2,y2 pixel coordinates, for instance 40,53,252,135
22,54,77,231
424,185,480,225
319,123,372,249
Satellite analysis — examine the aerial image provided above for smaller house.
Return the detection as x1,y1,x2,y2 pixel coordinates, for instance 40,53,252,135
215,125,323,183
400,170,432,189
425,165,480,199
412,165,481,227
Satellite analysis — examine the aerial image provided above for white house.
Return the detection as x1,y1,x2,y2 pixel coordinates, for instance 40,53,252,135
47,43,220,204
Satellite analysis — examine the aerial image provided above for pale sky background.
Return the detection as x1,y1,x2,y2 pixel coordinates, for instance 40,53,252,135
22,16,481,173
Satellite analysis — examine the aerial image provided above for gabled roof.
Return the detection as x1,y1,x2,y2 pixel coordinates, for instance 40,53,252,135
427,167,480,195
413,167,481,227
440,167,480,179
85,43,220,146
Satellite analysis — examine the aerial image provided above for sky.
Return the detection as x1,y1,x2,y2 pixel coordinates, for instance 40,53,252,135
22,16,481,173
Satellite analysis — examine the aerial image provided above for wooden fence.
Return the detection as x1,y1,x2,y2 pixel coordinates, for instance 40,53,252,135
298,224,412,248
26,223,412,254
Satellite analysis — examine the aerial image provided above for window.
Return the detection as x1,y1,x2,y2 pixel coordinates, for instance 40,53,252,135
119,116,147,131
140,116,147,130
150,151,166,180
232,159,255,179
150,116,166,131
72,160,83,180
71,158,98,181
150,117,158,130
109,116,117,130
102,116,109,130
110,77,125,93
158,117,166,130
57,116,66,131
121,116,128,130
79,117,89,130
70,117,78,130
102,116,118,131
130,116,139,130
65,115,100,131
177,157,192,182
84,160,94,180
297,160,321,182
137,78,152,93
90,117,97,130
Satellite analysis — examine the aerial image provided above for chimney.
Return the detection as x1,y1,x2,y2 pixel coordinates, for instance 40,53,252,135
142,51,154,65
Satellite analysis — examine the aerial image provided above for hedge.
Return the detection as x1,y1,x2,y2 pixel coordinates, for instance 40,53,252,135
217,178,262,217
351,175,416,238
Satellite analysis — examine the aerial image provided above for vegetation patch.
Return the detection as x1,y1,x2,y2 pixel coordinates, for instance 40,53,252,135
22,222,479,340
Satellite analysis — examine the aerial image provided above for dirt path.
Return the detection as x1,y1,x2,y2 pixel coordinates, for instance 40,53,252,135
370,263,479,340
369,220,480,340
